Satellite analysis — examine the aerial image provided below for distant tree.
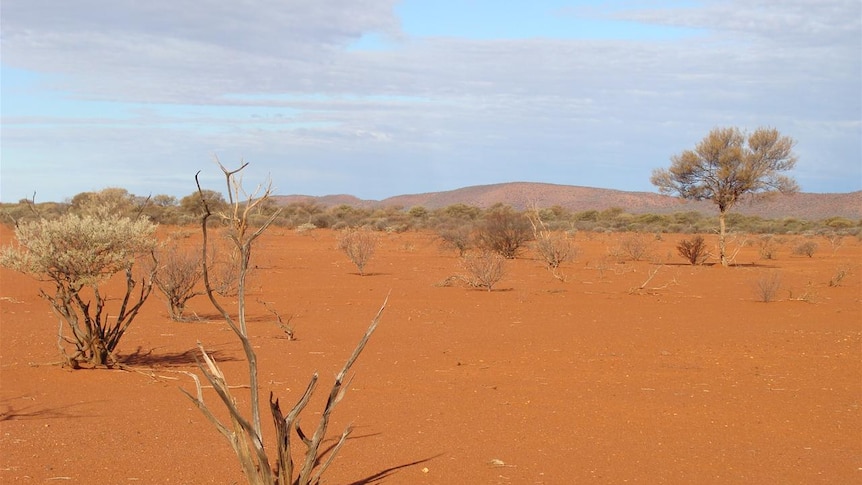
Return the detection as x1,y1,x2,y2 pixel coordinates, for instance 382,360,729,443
180,189,227,216
70,188,142,217
651,127,798,266
152,194,178,207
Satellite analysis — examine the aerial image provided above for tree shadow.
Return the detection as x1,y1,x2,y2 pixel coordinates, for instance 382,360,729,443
117,346,238,367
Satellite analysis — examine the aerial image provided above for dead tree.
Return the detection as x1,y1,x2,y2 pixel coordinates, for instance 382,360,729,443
182,161,386,484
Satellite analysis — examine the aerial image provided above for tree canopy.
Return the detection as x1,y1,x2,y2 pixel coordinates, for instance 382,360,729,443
651,126,799,265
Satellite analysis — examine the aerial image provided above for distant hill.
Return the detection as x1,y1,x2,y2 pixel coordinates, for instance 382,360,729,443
274,182,862,221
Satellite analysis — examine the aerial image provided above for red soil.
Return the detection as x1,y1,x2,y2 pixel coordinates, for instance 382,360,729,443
1,226,860,484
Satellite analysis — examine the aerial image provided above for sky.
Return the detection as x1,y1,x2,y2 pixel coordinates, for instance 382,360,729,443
1,0,860,203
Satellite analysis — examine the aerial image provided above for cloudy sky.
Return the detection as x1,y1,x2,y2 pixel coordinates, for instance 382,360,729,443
1,0,860,203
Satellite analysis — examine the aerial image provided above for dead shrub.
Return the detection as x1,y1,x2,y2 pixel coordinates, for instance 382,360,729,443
527,206,576,281
337,228,378,275
151,243,204,321
461,250,506,291
615,233,654,261
754,271,782,303
676,235,710,265
185,161,385,485
827,234,844,253
829,264,851,287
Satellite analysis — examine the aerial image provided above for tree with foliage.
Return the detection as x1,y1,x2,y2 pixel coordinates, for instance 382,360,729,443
651,126,798,266
0,208,157,367
180,189,228,216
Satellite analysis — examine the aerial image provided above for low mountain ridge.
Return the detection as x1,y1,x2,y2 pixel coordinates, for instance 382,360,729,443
275,182,862,221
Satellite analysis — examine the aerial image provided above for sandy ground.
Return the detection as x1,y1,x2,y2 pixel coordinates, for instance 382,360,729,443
1,226,860,484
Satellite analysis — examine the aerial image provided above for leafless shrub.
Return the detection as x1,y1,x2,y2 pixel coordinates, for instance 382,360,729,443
829,264,851,287
460,250,506,291
792,240,818,258
185,161,385,485
151,243,204,321
338,228,378,275
676,235,710,265
209,241,241,297
615,233,654,261
788,282,817,303
827,234,844,253
528,206,576,281
754,271,782,303
588,256,612,280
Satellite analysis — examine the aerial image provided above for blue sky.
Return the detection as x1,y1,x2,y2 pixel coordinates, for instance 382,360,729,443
1,0,860,203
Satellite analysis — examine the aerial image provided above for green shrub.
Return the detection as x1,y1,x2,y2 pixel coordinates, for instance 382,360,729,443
1,210,157,367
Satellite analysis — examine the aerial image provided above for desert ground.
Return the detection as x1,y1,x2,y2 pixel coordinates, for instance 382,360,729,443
1,225,860,484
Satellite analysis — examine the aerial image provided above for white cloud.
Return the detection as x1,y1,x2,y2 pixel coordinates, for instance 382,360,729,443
0,0,858,201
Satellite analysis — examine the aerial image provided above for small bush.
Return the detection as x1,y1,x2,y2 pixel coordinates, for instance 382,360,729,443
616,233,654,261
295,222,317,233
338,228,378,275
676,235,710,265
474,206,532,259
792,240,818,258
754,271,782,303
461,250,506,291
151,243,204,321
829,264,851,287
534,231,576,270
758,235,779,260
437,223,473,256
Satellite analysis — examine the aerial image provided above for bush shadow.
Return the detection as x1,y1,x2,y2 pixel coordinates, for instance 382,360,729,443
1,397,99,421
346,454,442,485
304,429,441,484
117,346,239,367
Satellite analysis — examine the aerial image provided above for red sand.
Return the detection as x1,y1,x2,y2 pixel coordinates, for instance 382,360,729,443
2,226,860,484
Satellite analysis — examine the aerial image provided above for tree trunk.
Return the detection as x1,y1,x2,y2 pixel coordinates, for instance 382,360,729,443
719,210,728,267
